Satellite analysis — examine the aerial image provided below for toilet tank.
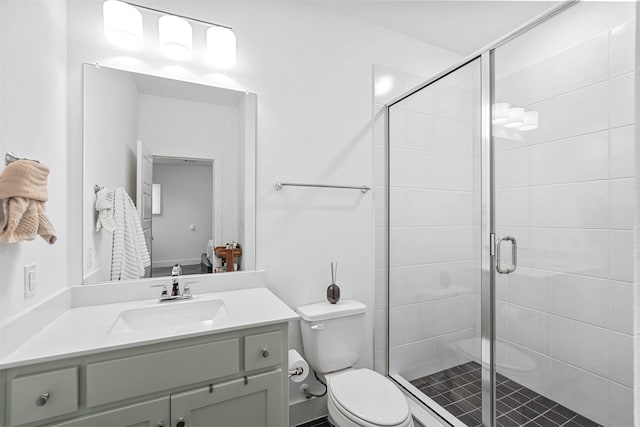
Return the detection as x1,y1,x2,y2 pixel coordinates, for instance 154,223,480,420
297,300,366,374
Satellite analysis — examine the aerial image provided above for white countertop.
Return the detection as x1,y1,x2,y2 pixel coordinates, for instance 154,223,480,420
0,287,298,370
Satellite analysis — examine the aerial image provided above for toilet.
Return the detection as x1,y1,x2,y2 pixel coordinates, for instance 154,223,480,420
297,300,414,427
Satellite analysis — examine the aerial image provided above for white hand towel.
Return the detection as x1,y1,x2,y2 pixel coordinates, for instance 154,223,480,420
95,188,115,232
110,187,150,281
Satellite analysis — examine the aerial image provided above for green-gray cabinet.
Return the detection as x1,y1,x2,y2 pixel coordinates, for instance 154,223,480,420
171,370,283,427
51,397,169,427
0,323,288,427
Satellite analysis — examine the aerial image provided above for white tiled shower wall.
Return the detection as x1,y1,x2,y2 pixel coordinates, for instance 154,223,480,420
493,18,635,427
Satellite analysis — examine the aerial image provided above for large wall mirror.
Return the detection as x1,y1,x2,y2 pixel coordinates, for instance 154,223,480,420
82,64,256,284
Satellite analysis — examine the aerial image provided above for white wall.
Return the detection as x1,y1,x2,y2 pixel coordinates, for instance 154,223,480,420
152,162,213,267
0,0,68,324
83,65,139,282
64,1,460,403
137,94,240,245
0,0,459,409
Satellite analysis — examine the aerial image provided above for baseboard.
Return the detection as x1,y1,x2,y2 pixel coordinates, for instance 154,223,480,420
289,396,327,427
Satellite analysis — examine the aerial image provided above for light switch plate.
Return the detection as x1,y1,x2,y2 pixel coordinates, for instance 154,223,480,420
24,263,36,298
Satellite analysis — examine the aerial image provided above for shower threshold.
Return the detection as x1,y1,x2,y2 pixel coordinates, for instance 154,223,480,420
410,362,602,427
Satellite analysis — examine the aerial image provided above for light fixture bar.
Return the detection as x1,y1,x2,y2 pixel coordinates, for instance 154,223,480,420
120,1,232,30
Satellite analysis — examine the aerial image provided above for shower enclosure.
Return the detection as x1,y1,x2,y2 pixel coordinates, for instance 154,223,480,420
383,2,635,426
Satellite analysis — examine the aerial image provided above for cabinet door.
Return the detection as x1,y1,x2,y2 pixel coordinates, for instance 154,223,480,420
51,397,169,427
170,370,282,427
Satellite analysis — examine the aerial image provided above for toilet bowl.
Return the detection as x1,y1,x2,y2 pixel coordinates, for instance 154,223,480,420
326,369,414,427
296,300,414,427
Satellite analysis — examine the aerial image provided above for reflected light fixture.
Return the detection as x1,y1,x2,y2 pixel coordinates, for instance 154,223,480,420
375,75,394,97
504,107,525,128
492,102,510,124
159,15,193,60
207,26,237,68
103,0,143,49
519,111,539,131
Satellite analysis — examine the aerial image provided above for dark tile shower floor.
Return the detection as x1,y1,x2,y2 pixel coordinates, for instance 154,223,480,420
411,361,602,427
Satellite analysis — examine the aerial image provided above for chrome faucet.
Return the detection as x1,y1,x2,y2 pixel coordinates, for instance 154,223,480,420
151,264,193,302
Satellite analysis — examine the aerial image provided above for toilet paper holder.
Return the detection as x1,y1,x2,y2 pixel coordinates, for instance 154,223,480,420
288,367,304,378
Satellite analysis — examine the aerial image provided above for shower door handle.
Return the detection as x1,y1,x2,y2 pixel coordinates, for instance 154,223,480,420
496,236,517,274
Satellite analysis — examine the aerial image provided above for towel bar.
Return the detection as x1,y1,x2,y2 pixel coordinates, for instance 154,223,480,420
274,181,370,193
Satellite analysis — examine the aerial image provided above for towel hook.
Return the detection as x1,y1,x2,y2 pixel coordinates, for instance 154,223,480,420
5,152,40,165
94,185,103,193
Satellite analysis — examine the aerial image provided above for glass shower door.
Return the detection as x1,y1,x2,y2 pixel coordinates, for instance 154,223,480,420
492,3,635,426
387,4,634,426
387,57,485,426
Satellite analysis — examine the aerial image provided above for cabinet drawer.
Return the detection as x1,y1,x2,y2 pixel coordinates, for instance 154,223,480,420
245,331,282,371
87,338,239,407
50,396,169,427
10,366,78,426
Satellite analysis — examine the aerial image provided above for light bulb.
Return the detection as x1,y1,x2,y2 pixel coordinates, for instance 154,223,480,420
492,102,510,124
519,111,539,131
206,26,237,68
504,107,525,128
159,15,192,60
103,0,143,50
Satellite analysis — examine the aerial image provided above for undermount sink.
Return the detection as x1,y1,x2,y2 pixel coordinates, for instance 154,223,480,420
108,299,228,335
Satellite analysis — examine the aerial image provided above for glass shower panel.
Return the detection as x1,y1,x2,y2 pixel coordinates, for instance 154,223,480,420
388,58,483,426
493,3,635,426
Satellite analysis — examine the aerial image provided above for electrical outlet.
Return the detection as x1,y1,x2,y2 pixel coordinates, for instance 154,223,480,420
24,264,36,298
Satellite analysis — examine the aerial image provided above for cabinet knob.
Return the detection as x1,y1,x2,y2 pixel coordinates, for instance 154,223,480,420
176,416,185,427
35,392,50,406
261,348,269,358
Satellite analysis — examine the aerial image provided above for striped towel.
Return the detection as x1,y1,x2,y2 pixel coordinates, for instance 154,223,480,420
110,187,150,281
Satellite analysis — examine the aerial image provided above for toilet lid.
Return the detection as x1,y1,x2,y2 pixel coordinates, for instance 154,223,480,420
328,369,409,426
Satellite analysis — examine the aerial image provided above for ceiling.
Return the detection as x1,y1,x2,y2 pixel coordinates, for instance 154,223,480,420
309,1,560,55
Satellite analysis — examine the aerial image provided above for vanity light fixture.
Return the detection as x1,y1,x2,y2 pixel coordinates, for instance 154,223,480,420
206,26,237,68
102,1,236,67
159,15,193,60
103,0,143,49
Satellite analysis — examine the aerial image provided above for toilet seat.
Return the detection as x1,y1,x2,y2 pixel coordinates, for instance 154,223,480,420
327,369,412,427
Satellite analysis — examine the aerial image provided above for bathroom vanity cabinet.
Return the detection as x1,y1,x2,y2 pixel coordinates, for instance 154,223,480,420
0,323,288,427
